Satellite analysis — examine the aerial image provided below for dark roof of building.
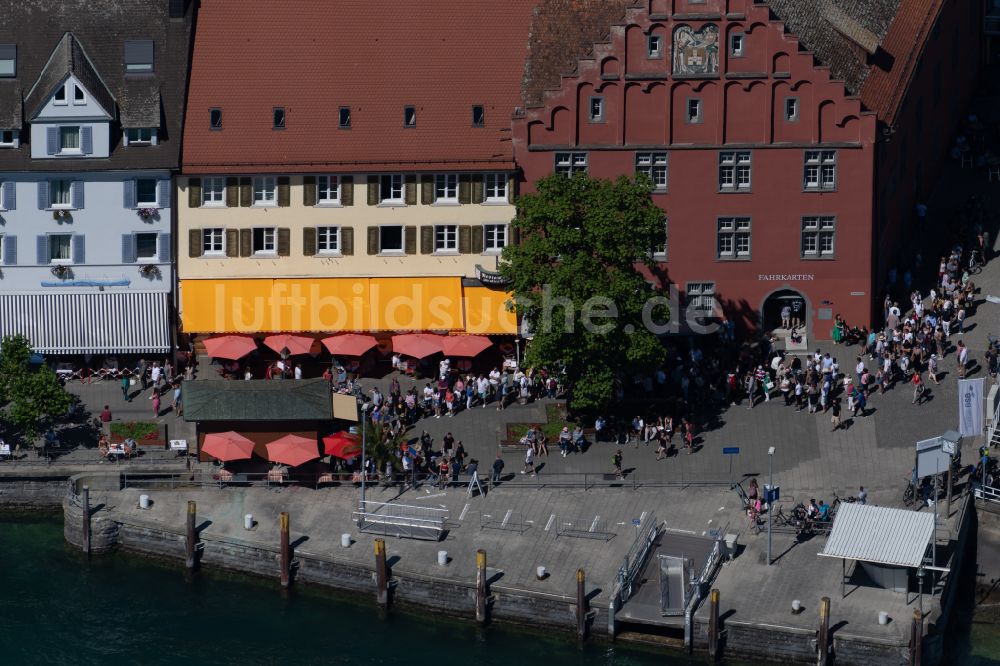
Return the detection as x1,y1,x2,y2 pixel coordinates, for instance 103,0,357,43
183,378,333,423
765,0,900,98
182,0,538,174
0,0,192,172
0,81,21,129
521,0,638,109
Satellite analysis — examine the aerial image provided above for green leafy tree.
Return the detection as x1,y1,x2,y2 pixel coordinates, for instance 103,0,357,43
365,420,406,472
0,334,32,404
0,335,73,441
500,173,670,413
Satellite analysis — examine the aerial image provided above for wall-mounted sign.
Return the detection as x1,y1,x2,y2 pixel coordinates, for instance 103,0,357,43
757,274,815,282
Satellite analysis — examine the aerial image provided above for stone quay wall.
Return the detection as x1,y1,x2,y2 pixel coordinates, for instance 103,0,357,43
61,507,594,638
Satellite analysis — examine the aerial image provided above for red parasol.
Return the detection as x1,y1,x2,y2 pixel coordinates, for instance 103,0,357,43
391,333,445,359
203,335,257,360
265,434,320,467
263,334,320,357
440,335,492,357
321,334,378,356
201,431,255,461
323,431,363,460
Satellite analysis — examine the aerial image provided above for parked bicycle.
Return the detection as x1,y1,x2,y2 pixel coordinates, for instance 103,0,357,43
903,476,917,507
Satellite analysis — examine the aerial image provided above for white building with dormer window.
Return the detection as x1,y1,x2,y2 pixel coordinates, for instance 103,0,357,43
0,0,192,361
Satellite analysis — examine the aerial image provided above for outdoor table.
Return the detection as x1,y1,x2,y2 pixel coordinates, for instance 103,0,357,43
267,469,288,484
107,445,127,461
169,439,188,455
0,444,10,460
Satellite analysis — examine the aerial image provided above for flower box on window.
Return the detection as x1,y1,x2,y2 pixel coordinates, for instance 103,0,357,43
137,207,158,221
139,264,161,278
50,264,72,279
52,209,72,222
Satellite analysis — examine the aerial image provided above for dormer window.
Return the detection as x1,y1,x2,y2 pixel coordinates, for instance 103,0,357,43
126,127,155,146
124,40,154,73
73,85,85,105
209,108,222,130
472,105,485,127
273,107,286,130
339,106,351,129
0,44,15,77
54,86,67,105
404,106,416,128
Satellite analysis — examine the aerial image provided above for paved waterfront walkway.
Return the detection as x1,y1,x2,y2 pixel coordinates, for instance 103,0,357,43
96,483,745,607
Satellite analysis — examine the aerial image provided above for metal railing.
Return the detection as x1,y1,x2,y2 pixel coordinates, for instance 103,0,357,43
607,513,663,635
352,500,448,541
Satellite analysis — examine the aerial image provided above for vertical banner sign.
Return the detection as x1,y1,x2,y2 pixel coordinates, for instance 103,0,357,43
958,378,984,437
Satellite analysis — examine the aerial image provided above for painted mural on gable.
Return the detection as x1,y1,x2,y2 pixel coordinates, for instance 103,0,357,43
672,24,719,75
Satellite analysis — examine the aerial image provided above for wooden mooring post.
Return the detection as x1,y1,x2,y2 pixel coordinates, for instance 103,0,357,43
279,512,290,588
185,501,196,569
375,538,388,606
818,596,831,666
81,485,90,555
576,569,588,641
708,588,719,662
909,607,923,665
475,549,487,624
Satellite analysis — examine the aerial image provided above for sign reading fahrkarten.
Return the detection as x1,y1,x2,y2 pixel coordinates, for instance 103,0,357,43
757,274,815,281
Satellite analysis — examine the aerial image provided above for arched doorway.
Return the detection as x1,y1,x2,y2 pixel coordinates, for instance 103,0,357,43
761,289,808,334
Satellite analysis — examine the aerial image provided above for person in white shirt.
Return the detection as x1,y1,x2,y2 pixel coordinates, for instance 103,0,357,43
294,364,303,380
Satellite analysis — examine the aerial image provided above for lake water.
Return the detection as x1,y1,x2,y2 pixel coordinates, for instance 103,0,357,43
2,515,997,665
0,516,696,666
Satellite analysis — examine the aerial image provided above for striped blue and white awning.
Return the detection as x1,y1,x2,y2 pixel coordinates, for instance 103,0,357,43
0,292,171,354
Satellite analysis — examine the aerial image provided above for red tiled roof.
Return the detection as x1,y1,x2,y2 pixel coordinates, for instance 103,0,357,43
859,0,944,126
182,0,538,174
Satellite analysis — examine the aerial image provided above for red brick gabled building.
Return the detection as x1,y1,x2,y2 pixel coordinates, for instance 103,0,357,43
512,0,981,339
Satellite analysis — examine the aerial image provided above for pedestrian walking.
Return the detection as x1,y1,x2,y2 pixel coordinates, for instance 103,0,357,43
830,399,842,431
928,354,940,384
99,405,112,435
912,371,925,405
612,449,623,479
492,453,505,483
121,375,131,402
521,444,536,476
957,340,969,378
137,358,148,391
857,486,868,505
172,382,183,417
151,392,161,417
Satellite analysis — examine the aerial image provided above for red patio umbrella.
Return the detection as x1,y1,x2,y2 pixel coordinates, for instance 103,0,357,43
203,335,257,360
265,434,320,467
441,335,492,357
321,334,378,356
391,333,444,359
201,431,256,461
263,333,320,357
323,431,363,460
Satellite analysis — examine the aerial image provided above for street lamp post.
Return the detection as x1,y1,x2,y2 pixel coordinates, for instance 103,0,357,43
360,406,368,510
768,446,775,567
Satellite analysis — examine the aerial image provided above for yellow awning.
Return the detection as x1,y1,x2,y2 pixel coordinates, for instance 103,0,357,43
180,278,468,333
369,277,464,331
463,286,517,334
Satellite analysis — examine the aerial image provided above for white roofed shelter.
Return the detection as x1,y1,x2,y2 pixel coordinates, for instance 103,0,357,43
819,504,936,596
